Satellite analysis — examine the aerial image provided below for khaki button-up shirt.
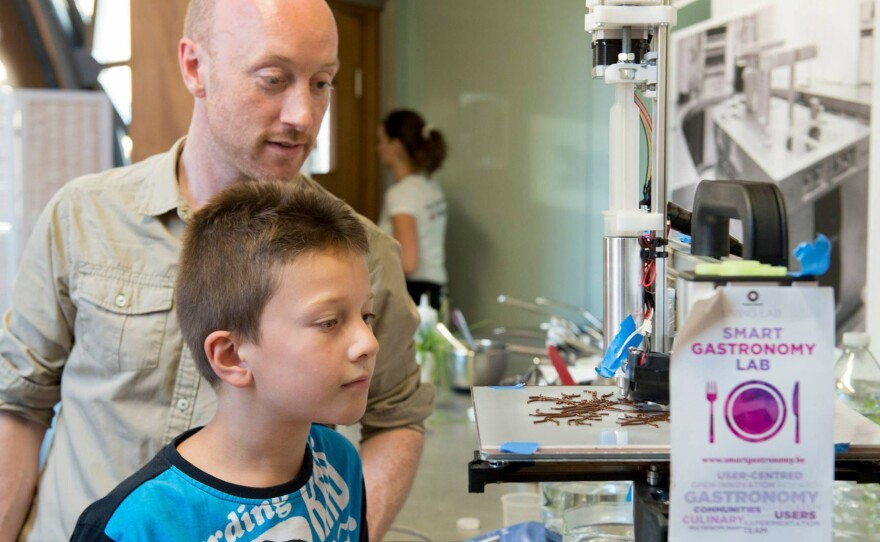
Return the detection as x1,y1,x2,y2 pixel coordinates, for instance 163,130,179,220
0,138,433,541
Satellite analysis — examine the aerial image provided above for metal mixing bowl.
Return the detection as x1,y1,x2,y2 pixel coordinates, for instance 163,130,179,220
448,339,508,390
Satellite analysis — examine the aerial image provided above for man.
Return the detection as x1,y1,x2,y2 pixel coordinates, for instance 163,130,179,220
0,1,433,540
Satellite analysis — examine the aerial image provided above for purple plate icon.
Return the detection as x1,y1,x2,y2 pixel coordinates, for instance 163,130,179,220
724,380,787,443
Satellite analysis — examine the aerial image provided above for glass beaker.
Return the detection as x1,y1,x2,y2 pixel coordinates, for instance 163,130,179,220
542,482,632,541
562,502,634,542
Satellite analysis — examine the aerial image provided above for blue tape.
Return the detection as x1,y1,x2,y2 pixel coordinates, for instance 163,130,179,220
465,521,545,542
834,442,850,454
678,233,692,244
790,233,831,277
596,315,643,378
500,441,540,455
489,383,525,390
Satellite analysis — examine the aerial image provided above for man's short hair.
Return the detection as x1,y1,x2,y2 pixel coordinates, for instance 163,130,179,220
177,181,369,387
183,0,214,48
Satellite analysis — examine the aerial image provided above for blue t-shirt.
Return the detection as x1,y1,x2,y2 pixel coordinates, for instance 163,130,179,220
71,425,367,542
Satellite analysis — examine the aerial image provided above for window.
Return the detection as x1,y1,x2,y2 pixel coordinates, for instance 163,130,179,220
88,0,131,125
304,101,333,175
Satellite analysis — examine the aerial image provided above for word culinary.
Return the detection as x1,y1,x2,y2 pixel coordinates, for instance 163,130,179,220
527,390,669,427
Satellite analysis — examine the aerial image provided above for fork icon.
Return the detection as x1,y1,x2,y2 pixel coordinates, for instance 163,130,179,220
706,381,718,443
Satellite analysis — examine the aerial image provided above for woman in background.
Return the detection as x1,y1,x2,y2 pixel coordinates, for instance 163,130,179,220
377,109,448,309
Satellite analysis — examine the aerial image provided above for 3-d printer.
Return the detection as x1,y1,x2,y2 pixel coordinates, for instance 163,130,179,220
466,3,880,541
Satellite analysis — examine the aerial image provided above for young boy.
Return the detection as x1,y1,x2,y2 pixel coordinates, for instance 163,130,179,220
71,181,378,541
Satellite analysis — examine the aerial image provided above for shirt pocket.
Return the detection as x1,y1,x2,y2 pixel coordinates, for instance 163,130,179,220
76,264,175,372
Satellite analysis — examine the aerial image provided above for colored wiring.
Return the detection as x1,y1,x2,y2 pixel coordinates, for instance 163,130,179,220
639,234,656,288
642,261,656,288
634,92,653,205
635,92,659,361
639,233,656,316
634,92,652,130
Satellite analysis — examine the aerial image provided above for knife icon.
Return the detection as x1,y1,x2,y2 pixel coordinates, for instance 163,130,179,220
793,382,800,444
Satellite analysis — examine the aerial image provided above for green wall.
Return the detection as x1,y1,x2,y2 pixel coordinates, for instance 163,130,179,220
394,0,710,332
677,0,712,31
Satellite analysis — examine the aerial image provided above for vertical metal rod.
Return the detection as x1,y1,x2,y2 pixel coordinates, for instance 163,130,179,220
788,63,797,138
651,22,670,352
604,238,644,346
622,26,631,55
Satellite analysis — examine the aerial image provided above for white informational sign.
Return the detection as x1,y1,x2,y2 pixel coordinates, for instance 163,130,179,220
670,286,835,541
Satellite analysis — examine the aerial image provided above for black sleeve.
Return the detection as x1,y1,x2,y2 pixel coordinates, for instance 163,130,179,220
360,478,369,542
69,521,115,542
69,448,173,542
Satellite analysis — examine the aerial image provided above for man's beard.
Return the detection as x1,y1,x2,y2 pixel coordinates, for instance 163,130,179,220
240,138,314,183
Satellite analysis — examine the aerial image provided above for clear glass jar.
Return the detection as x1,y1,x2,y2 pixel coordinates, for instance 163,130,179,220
833,480,880,541
834,332,880,424
540,482,631,542
832,332,880,540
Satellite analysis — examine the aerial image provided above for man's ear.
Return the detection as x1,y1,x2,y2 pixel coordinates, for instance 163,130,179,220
179,37,207,98
204,330,251,388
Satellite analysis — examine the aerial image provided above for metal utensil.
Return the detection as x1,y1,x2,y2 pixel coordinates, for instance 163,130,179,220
497,294,554,316
793,381,800,444
498,295,583,336
706,381,718,443
535,296,604,333
435,322,469,353
451,308,478,350
492,327,547,340
498,294,603,348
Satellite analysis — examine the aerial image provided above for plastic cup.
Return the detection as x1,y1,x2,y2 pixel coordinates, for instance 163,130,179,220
501,492,542,526
563,502,634,542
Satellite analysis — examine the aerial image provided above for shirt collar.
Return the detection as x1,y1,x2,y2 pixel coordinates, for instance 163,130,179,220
137,137,187,218
136,136,308,219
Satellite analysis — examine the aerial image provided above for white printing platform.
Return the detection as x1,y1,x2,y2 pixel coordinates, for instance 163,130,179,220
472,386,880,463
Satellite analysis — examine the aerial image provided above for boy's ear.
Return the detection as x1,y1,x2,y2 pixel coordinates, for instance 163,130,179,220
204,331,252,388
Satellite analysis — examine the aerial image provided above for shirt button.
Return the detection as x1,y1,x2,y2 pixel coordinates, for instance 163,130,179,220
176,399,189,411
114,294,128,307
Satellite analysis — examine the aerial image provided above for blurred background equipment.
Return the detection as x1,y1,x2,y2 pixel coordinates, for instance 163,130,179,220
668,1,873,338
0,0,129,309
0,89,113,309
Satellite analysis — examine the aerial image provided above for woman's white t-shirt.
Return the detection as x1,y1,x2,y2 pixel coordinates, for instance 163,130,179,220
378,173,448,285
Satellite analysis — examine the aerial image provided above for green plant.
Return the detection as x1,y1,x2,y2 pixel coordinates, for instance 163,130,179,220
415,325,450,390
